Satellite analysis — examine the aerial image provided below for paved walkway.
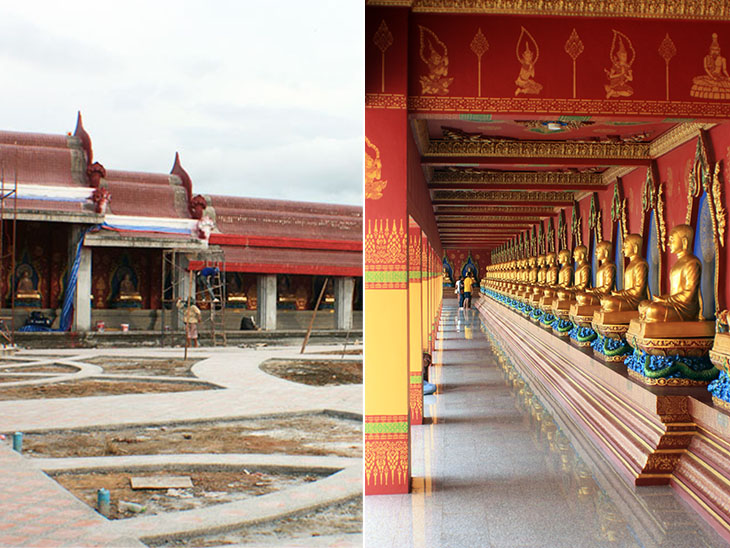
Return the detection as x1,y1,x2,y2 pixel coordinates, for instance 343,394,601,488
0,344,362,547
364,298,726,548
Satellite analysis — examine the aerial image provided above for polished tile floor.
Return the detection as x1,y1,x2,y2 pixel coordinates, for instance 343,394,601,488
364,299,728,548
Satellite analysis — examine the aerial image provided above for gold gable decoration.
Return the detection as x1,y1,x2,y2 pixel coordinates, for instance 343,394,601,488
571,202,582,247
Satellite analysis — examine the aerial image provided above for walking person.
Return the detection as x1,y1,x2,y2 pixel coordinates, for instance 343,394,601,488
456,276,465,309
463,272,474,310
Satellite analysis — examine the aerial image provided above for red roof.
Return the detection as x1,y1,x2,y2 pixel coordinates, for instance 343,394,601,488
0,131,85,187
191,244,361,276
104,170,188,218
210,195,361,241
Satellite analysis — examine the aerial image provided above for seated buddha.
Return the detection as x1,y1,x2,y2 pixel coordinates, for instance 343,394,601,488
638,224,701,323
530,255,547,299
554,248,576,301
539,252,560,304
576,241,615,306
116,273,142,305
15,269,40,302
600,234,648,312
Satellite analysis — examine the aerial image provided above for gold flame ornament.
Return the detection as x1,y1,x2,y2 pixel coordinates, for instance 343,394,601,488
373,20,393,93
690,33,730,100
418,26,454,95
564,28,584,99
658,33,677,100
515,27,542,96
471,28,489,97
605,30,635,98
365,137,387,201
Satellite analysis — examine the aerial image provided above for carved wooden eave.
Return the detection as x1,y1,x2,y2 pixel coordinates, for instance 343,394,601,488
436,215,544,223
405,0,730,20
601,166,636,186
432,189,575,204
434,205,558,216
649,122,716,158
425,138,651,162
430,169,604,188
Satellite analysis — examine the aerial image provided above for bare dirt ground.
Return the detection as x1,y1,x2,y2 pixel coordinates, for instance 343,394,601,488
0,379,216,401
259,359,362,386
53,469,321,520
17,414,362,459
0,364,78,373
151,497,363,547
84,357,200,377
0,375,52,383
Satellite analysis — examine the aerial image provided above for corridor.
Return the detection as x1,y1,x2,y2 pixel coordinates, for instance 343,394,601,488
364,297,726,548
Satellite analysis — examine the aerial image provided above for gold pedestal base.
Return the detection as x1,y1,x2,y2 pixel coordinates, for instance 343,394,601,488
593,350,627,362
626,320,715,357
627,368,709,387
709,332,730,376
712,396,730,412
591,310,639,340
569,303,600,327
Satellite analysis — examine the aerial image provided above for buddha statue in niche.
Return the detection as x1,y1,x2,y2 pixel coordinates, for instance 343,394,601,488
557,246,589,303
539,252,560,305
600,234,648,312
117,273,142,303
557,249,574,288
638,224,701,323
576,241,615,306
15,267,40,303
531,255,547,299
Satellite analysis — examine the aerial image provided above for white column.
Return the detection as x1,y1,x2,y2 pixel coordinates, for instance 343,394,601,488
257,274,277,330
334,277,354,330
73,245,92,332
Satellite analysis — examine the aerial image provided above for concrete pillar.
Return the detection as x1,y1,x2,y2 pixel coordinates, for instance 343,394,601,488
69,225,92,332
257,274,277,330
174,255,193,331
334,277,354,330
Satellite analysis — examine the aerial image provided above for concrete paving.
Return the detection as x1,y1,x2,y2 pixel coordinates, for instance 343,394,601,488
0,343,362,547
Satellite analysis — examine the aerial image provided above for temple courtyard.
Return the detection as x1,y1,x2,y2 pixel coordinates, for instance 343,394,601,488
0,343,362,547
364,298,727,548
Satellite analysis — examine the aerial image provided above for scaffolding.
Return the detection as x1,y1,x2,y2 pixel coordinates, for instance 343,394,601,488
160,248,227,348
0,171,17,347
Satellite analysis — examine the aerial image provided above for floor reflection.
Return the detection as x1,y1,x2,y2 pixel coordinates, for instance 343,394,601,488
364,300,727,548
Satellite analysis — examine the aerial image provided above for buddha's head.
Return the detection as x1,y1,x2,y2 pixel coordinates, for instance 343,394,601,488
546,252,557,266
668,224,693,255
573,245,587,264
623,234,643,258
558,249,571,266
596,240,612,262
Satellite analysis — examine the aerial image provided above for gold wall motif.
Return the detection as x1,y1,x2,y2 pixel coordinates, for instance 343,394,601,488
418,25,454,95
471,28,489,96
373,20,394,93
365,137,388,200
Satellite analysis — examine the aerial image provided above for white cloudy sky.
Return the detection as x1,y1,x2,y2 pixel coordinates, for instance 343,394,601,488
0,1,363,205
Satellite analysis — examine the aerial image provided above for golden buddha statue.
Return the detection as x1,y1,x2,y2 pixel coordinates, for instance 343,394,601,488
556,246,587,305
555,249,574,294
117,273,142,303
15,268,40,302
546,252,559,286
638,224,701,323
576,241,615,306
539,252,560,307
600,234,648,313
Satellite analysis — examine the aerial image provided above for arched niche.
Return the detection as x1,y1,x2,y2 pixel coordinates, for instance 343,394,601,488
694,191,716,320
647,210,660,299
590,232,597,287
442,255,455,287
614,224,624,291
